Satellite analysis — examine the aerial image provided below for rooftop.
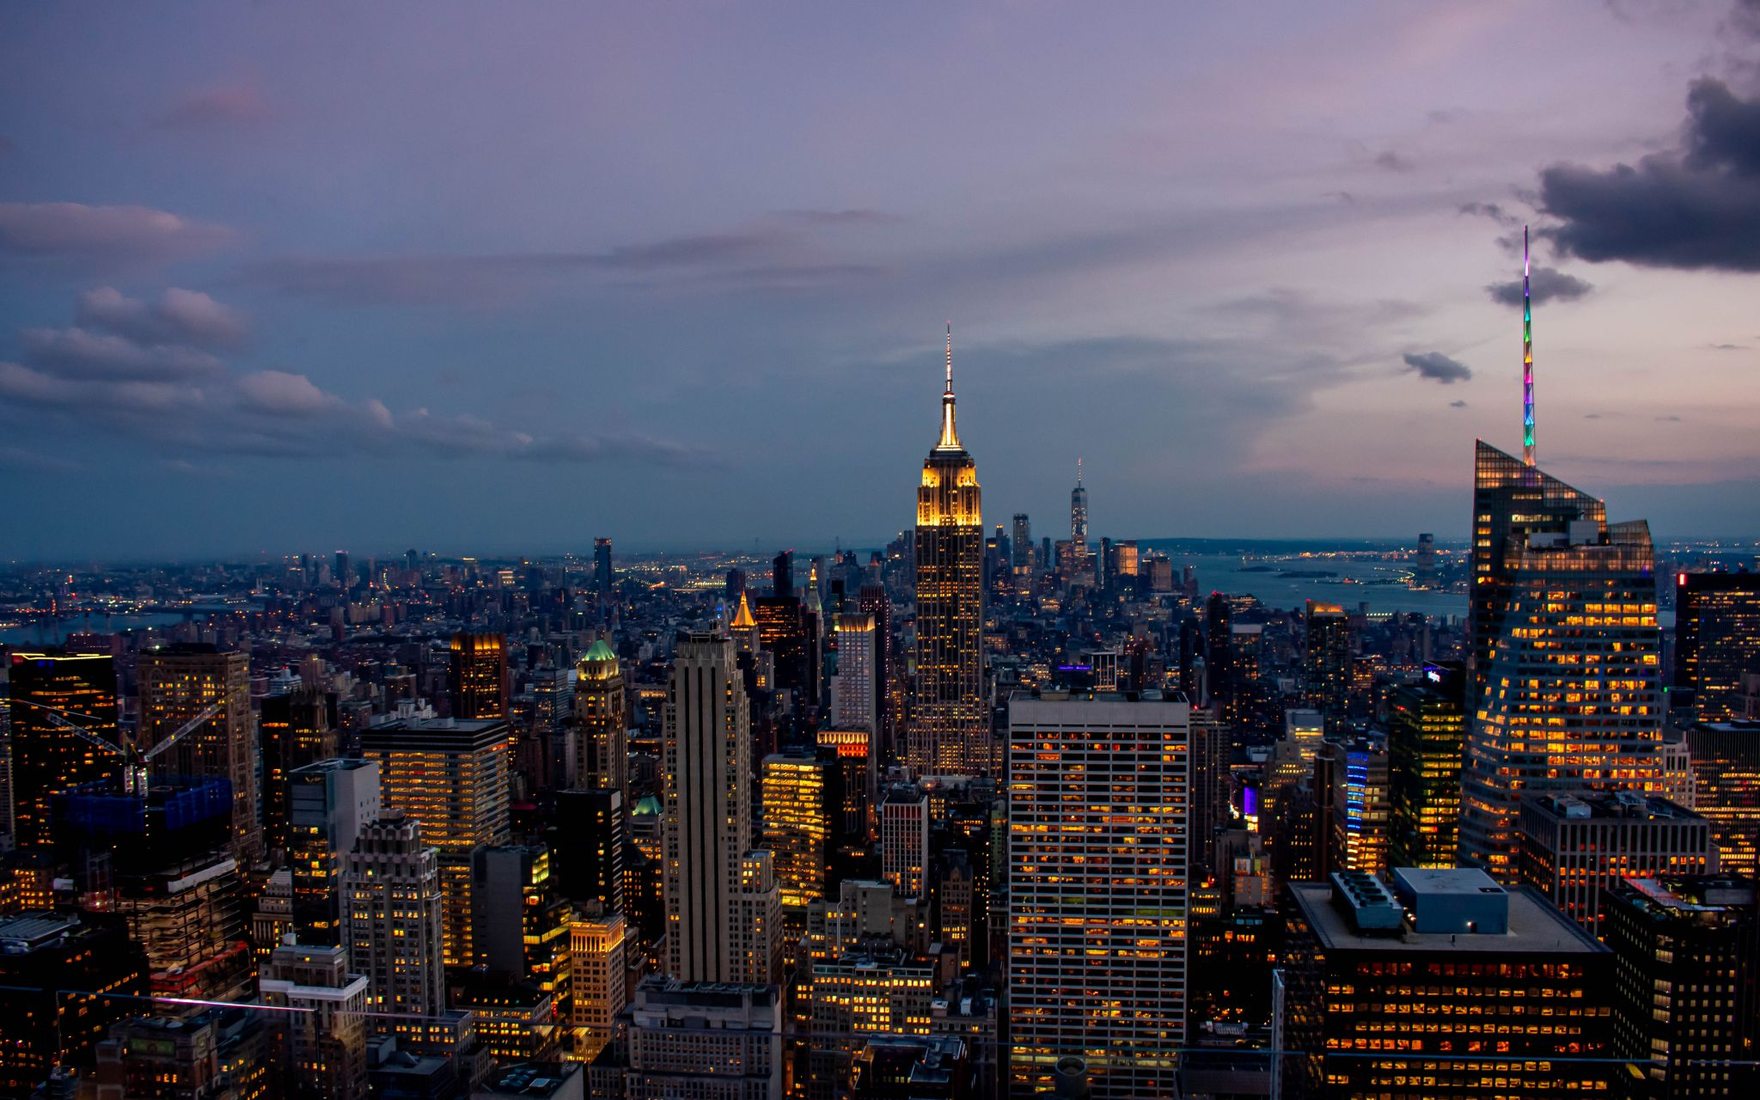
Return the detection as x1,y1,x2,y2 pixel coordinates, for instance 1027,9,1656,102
1289,881,1605,955
1528,790,1704,823
478,1062,581,1099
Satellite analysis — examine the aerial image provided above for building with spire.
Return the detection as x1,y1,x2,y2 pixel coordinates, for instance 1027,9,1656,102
1068,458,1089,581
1459,232,1666,880
573,638,627,800
910,325,989,776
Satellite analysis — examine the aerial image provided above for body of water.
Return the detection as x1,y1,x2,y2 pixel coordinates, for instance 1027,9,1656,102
0,612,191,647
1142,547,1468,619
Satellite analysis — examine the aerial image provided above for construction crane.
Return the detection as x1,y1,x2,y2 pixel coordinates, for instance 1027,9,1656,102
10,697,223,796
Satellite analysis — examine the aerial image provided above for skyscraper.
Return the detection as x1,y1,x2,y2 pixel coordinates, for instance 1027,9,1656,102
830,612,878,734
1459,442,1665,882
760,749,837,915
288,758,381,945
1007,691,1190,1099
139,644,259,860
1011,513,1032,573
1673,571,1760,722
594,537,614,602
260,685,337,856
1069,458,1088,575
341,811,447,1025
7,651,118,848
662,632,781,986
449,632,510,721
1385,680,1464,869
360,714,512,967
574,638,628,798
1301,602,1350,730
258,940,370,1100
911,325,988,776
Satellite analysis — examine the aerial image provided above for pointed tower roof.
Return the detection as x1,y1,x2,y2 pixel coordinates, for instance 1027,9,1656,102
731,590,757,630
578,637,620,679
934,321,962,452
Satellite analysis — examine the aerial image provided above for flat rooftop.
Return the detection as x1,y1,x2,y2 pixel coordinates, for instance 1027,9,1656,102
1289,882,1605,955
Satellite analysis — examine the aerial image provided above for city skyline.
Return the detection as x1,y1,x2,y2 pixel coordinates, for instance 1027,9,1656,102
4,4,1760,559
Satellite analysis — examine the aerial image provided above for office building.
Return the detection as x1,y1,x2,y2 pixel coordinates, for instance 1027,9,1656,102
1605,875,1759,1098
117,849,253,1001
1327,736,1389,877
760,749,836,916
341,811,447,1024
1011,514,1032,573
911,327,989,776
625,977,782,1100
92,1008,271,1100
549,787,626,917
881,785,930,899
595,537,614,602
803,943,936,1097
662,632,781,986
1386,682,1464,869
0,912,146,1097
1007,691,1190,1099
475,845,574,1032
258,940,370,1100
1673,571,1760,722
361,714,511,967
288,758,381,945
1460,443,1665,882
568,914,629,1064
1276,868,1615,1099
8,652,119,850
1302,602,1351,730
260,686,337,856
1687,720,1760,875
1189,710,1230,882
830,613,879,734
139,644,260,860
1069,459,1089,577
449,632,510,721
1518,790,1716,936
573,638,627,798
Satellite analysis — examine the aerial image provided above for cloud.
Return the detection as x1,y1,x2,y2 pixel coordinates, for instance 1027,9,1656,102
1401,351,1472,384
1656,414,1683,421
1540,79,1760,271
1458,201,1523,228
19,326,224,381
1374,150,1416,173
0,445,81,473
246,214,894,306
154,85,271,131
75,287,248,350
1450,399,1468,408
1485,266,1596,306
0,202,233,267
1707,341,1749,349
236,369,336,415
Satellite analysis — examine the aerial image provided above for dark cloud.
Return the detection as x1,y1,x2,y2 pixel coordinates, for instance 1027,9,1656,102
20,327,225,381
154,85,271,130
1450,399,1468,408
1458,201,1523,228
1656,414,1684,421
1707,341,1749,349
1401,351,1472,384
0,202,233,267
1374,150,1416,173
1540,79,1760,271
1584,412,1603,419
246,217,890,306
75,287,248,350
1485,266,1596,306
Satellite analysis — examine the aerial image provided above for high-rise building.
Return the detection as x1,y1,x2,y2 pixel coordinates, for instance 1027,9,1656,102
7,651,118,849
258,940,370,1100
1687,719,1760,876
260,685,337,856
473,845,573,1030
802,942,937,1095
773,549,795,597
1385,681,1464,869
830,613,878,734
1007,691,1190,1099
361,715,512,967
911,326,988,776
139,644,260,860
760,749,836,916
287,758,381,945
550,787,626,917
1518,790,1715,937
625,977,782,1100
1205,593,1234,716
1188,711,1230,883
1011,513,1032,574
1673,571,1760,722
662,632,781,986
341,811,447,1025
880,784,930,899
594,537,614,602
573,638,627,798
856,583,893,749
449,632,510,721
1459,442,1664,882
1276,868,1615,1099
1069,458,1089,576
1326,736,1389,877
569,913,630,1064
117,848,253,1002
1301,602,1351,730
1605,875,1759,1098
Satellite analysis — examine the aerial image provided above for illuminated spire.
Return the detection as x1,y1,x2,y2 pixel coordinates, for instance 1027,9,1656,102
730,590,756,630
936,321,961,450
1523,225,1535,467
1077,456,1083,487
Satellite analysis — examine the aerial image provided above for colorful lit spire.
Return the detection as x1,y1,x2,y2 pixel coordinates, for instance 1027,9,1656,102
1522,225,1535,467
936,321,961,450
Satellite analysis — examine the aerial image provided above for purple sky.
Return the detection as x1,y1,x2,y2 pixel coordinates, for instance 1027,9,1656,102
3,3,1759,560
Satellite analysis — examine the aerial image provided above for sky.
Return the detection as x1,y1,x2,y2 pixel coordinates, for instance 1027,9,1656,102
2,2,1759,561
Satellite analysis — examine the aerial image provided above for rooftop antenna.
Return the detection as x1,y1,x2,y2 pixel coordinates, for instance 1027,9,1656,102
1523,225,1535,467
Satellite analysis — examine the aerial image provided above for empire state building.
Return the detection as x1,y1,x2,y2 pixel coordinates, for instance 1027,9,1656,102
910,325,989,776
